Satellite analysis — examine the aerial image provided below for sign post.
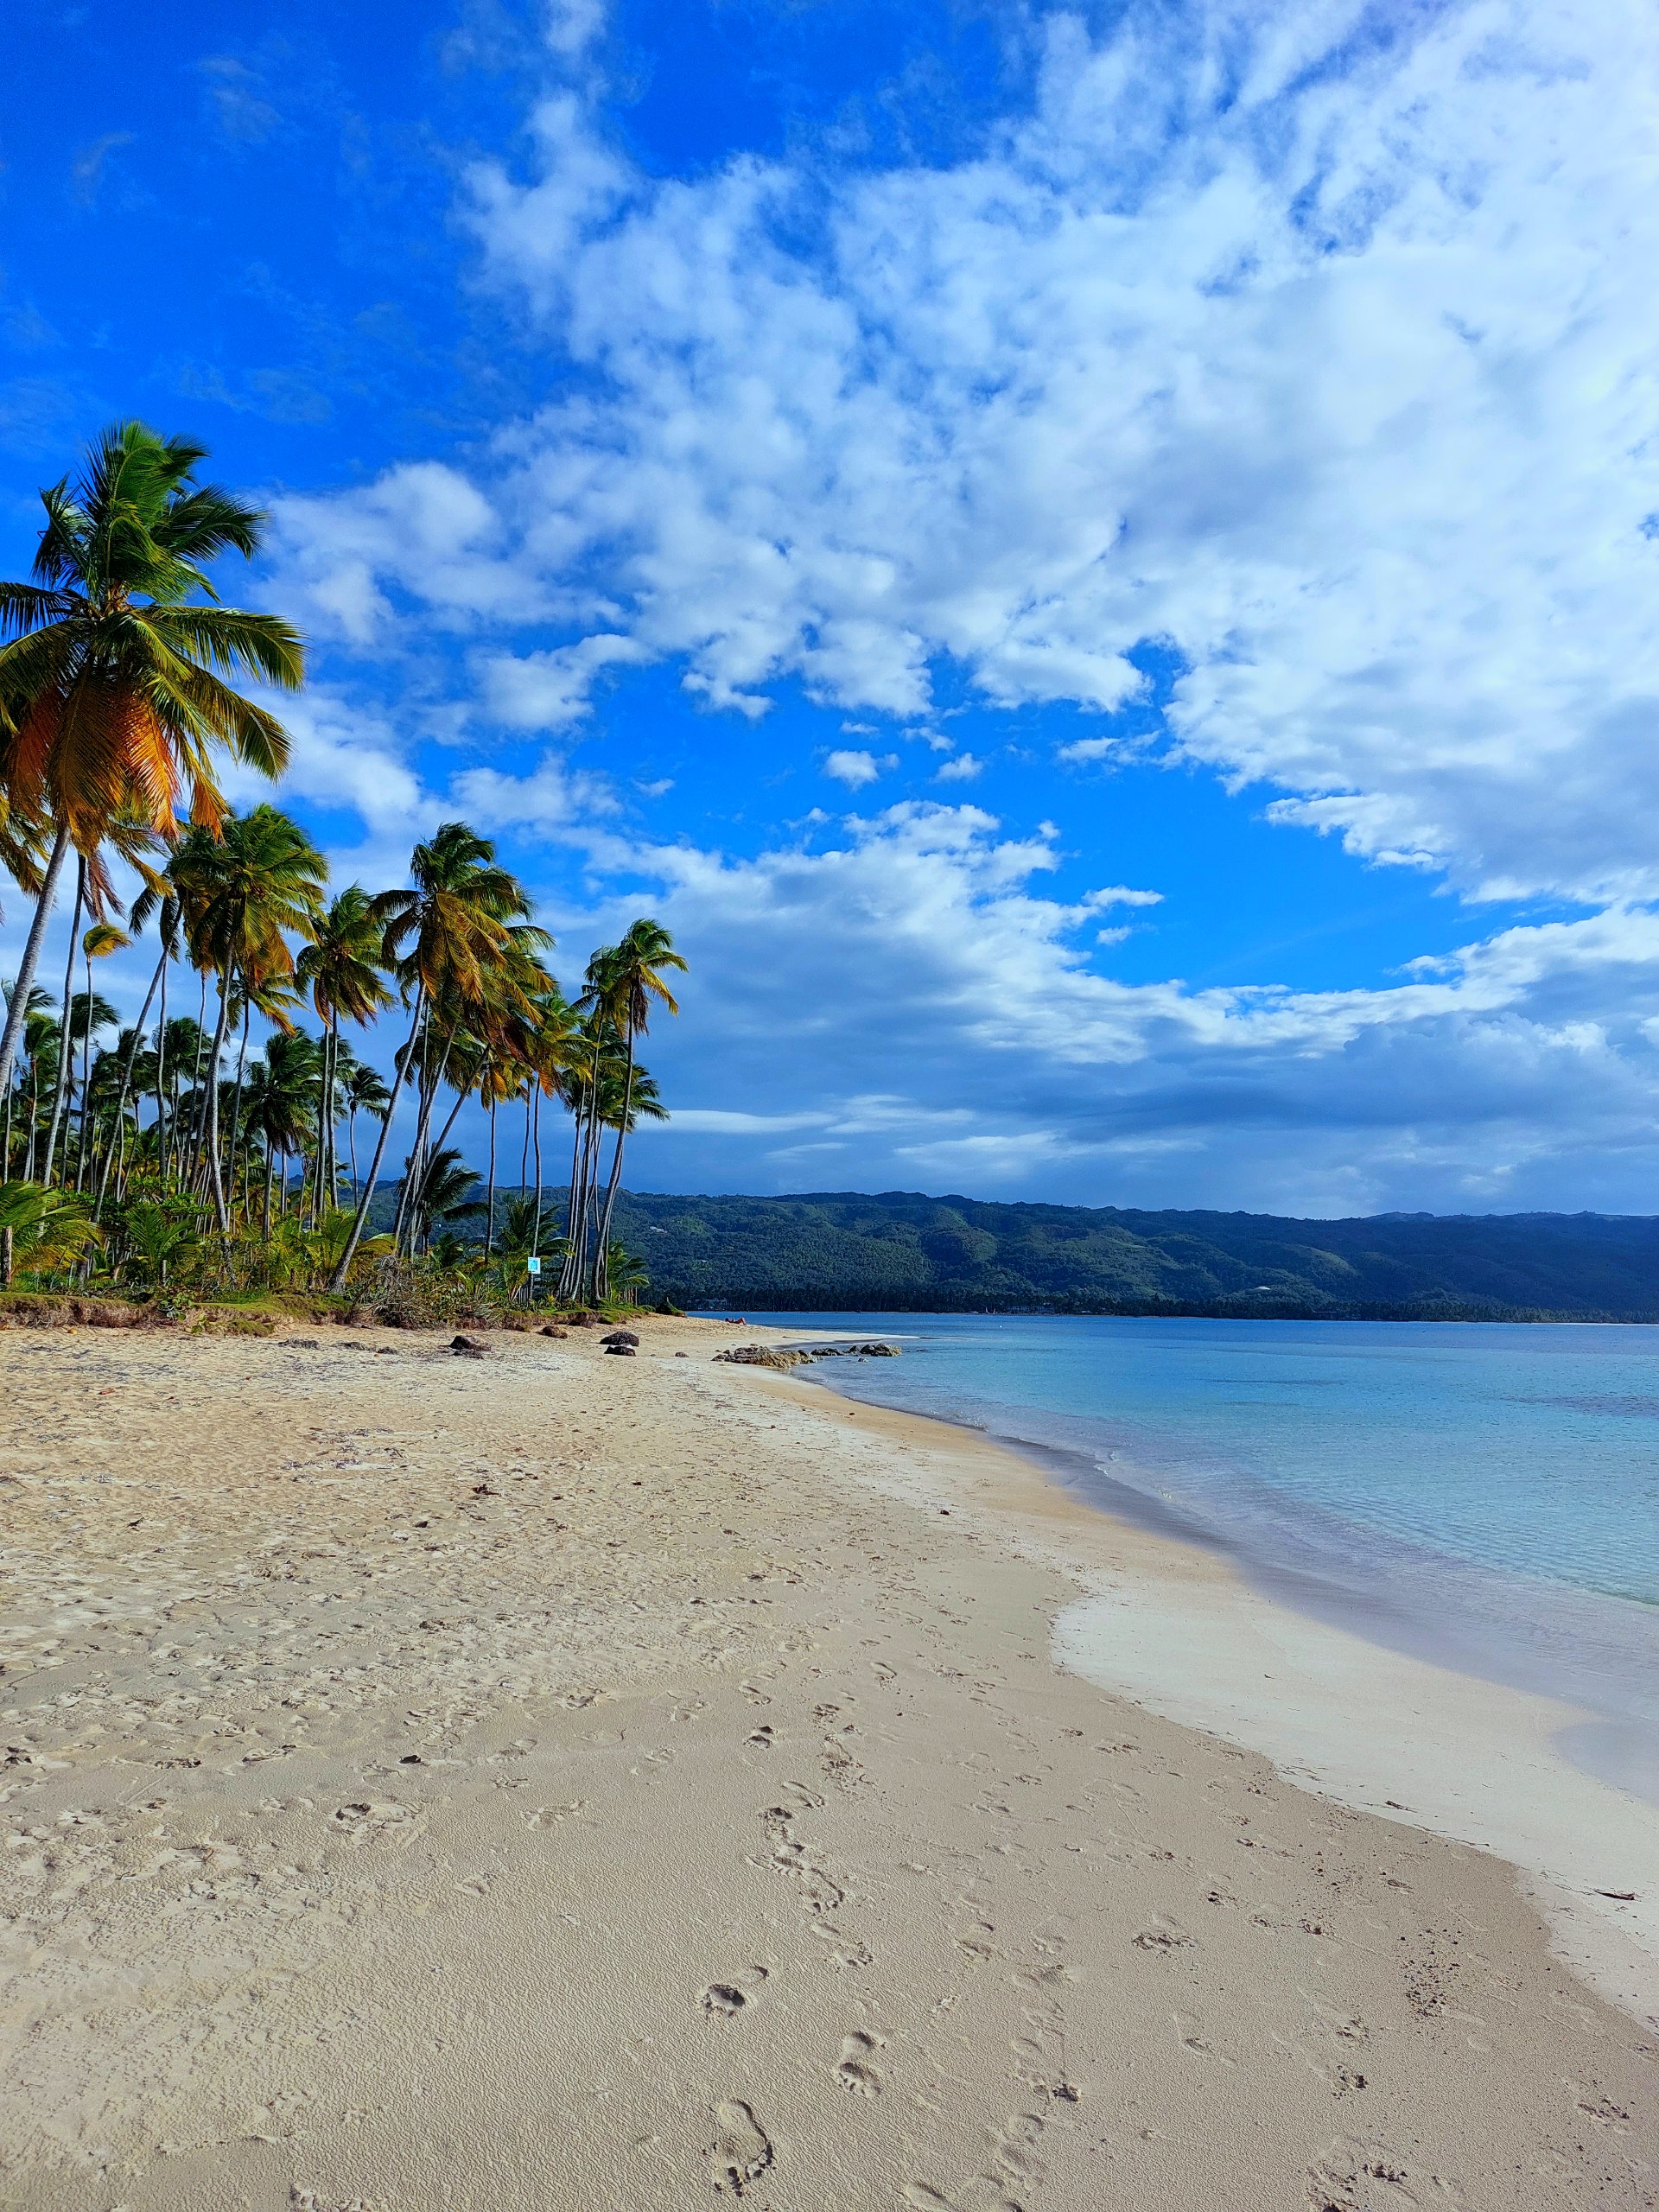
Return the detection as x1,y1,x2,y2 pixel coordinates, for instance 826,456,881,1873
525,1255,541,1305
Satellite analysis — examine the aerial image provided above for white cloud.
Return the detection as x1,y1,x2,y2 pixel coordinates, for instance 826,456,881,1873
823,748,883,788
480,632,652,729
935,751,982,782
268,462,538,645
236,0,1659,1211
451,748,620,832
1084,885,1163,910
543,803,1659,1211
544,0,605,59
267,0,1659,908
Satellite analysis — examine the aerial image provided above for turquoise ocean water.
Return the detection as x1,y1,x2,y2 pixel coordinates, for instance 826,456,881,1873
732,1315,1659,1800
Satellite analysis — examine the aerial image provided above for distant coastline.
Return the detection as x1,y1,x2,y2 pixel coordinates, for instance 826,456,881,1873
703,1294,1659,1322
596,1186,1659,1320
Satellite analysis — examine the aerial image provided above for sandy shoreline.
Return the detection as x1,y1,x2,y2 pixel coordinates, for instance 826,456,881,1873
1,1315,1655,2209
778,1355,1659,2026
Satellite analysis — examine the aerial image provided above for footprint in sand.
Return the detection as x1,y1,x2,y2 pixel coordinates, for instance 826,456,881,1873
702,1983,747,2015
710,2100,773,2194
836,2029,883,2094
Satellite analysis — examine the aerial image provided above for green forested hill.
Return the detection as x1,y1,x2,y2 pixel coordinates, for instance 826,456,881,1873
588,1189,1659,1318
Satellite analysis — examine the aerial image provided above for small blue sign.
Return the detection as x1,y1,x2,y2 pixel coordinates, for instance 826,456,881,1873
526,1256,542,1275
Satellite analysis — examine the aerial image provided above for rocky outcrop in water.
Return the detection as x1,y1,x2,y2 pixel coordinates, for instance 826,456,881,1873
713,1341,899,1370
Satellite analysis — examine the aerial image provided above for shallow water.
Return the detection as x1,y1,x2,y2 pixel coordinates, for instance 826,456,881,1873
731,1314,1659,1800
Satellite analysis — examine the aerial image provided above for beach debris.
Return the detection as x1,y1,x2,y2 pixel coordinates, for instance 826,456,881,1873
450,1334,489,1357
1594,1888,1637,1902
601,1328,641,1347
472,1480,497,1496
540,1325,569,1338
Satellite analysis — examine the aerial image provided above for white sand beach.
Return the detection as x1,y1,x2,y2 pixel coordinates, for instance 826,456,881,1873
0,1314,1654,2209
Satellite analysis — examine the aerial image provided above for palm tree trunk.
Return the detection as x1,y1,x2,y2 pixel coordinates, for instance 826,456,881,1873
153,957,169,1190
328,988,423,1293
531,1084,543,1255
0,823,73,1101
223,997,252,1225
485,1097,498,1258
556,1076,590,1302
181,971,209,1182
94,934,170,1217
319,1018,338,1220
594,1024,637,1303
41,857,86,1190
23,1060,40,1182
74,943,94,1191
264,1145,275,1239
394,1024,457,1256
201,975,235,1236
581,1077,607,1304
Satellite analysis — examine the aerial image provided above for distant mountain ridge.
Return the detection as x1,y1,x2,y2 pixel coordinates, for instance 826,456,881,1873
588,1189,1659,1319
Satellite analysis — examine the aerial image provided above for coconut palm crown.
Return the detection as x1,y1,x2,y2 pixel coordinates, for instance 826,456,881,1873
0,422,303,1098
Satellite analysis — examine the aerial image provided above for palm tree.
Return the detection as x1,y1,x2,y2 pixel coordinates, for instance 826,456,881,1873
0,422,303,1101
1,982,48,1178
92,887,181,1215
17,1001,60,1180
405,1145,485,1255
242,1030,322,1234
74,920,129,1188
296,886,393,1225
340,1058,390,1195
330,823,543,1291
0,1179,99,1286
116,1198,201,1291
589,919,683,1300
173,805,326,1232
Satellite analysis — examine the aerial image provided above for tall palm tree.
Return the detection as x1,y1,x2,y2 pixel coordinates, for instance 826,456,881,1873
329,823,543,1290
296,886,392,1224
0,422,303,1100
589,919,683,1300
92,887,181,1215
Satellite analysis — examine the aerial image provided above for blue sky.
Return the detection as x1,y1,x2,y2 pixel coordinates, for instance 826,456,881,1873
5,0,1659,1214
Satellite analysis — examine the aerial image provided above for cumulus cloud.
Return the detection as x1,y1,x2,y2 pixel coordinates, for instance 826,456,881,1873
480,633,652,728
240,0,1659,1210
265,0,1659,906
823,748,884,788
267,462,542,645
535,801,1659,1211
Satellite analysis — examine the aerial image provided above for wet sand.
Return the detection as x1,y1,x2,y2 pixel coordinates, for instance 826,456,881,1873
0,1316,1654,2209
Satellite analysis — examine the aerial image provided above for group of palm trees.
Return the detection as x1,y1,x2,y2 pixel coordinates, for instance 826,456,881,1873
0,420,684,1307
